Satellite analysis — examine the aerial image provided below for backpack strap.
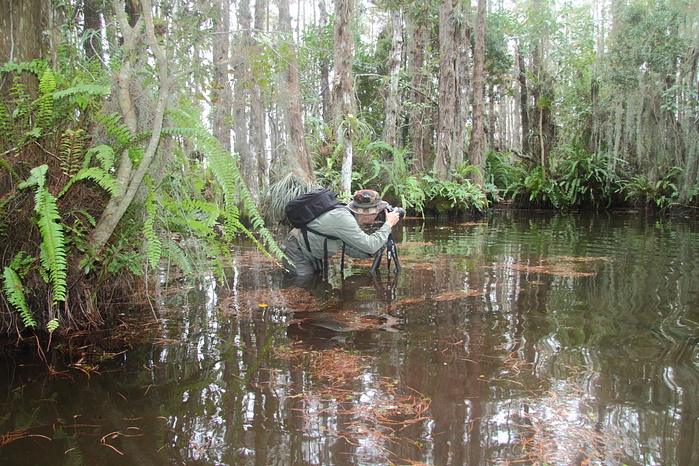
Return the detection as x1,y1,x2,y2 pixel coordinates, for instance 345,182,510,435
296,205,355,276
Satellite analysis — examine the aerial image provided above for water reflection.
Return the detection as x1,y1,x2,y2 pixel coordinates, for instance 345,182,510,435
1,212,698,465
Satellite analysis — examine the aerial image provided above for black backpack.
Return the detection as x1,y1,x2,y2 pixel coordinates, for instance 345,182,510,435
284,188,348,276
284,187,340,228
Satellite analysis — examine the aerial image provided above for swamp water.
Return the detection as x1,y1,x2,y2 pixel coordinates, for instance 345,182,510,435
1,211,699,465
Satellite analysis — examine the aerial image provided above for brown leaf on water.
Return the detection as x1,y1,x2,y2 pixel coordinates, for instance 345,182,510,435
433,289,485,301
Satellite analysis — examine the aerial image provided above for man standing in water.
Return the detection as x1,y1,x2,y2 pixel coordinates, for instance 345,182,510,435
280,189,401,276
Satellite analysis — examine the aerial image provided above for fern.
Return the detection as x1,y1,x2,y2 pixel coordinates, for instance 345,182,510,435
0,100,12,145
161,236,194,275
35,68,57,132
58,166,118,198
2,266,36,328
18,165,68,304
144,186,163,269
53,84,110,110
46,318,59,333
83,144,115,171
59,128,87,176
167,109,284,262
98,112,132,144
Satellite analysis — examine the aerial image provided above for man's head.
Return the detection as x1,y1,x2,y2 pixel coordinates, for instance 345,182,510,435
347,189,388,222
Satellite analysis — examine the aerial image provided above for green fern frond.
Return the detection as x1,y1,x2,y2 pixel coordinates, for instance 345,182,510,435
97,113,134,146
17,163,47,189
58,166,118,198
53,84,110,101
0,59,45,75
46,318,59,333
36,189,68,303
2,266,37,328
162,237,194,275
167,110,285,263
180,199,221,229
0,101,13,145
127,145,145,166
144,187,163,269
19,165,68,304
84,144,115,171
34,68,57,131
59,128,87,176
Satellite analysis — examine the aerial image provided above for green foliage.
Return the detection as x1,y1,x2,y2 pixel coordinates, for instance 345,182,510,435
143,184,163,270
510,164,566,209
552,144,619,209
35,68,57,133
485,151,519,201
53,84,111,111
367,141,426,214
2,266,36,328
620,167,681,211
421,174,488,214
18,165,68,304
58,166,118,198
168,109,284,263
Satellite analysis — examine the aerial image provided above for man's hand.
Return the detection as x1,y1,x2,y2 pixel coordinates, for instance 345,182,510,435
385,210,401,227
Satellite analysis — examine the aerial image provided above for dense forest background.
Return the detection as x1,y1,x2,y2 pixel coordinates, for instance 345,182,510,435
1,0,698,335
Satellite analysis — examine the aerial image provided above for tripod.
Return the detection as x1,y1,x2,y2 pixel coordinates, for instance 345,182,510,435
370,234,401,275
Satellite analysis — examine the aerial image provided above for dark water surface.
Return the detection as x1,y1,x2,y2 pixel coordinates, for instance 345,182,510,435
2,211,699,465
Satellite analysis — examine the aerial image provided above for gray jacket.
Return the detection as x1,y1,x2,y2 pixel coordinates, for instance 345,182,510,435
281,207,392,275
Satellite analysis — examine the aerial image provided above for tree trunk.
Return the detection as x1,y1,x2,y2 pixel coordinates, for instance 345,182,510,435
234,0,256,200
0,0,45,96
467,0,486,188
250,0,268,189
83,0,102,61
278,0,314,179
332,0,356,193
406,9,431,173
454,0,471,172
434,0,457,180
318,0,332,124
212,0,232,153
518,46,531,156
88,0,171,252
382,6,403,148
